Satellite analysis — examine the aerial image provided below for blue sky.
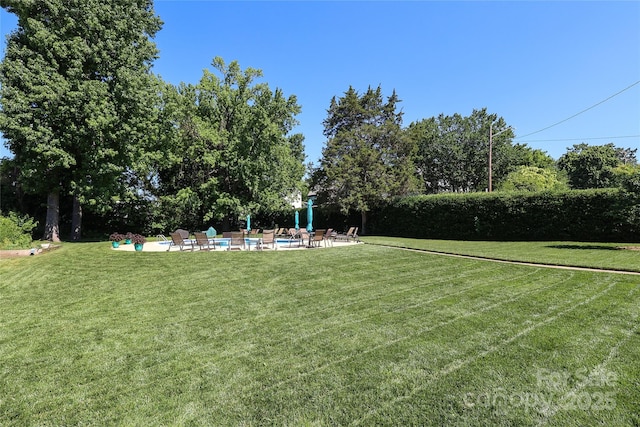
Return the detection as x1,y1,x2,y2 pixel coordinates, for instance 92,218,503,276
1,1,639,163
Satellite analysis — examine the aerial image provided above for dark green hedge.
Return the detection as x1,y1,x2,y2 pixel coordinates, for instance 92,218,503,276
366,189,640,242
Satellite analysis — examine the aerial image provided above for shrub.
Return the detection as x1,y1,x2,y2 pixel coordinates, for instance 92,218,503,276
368,189,640,242
0,212,38,249
614,164,640,193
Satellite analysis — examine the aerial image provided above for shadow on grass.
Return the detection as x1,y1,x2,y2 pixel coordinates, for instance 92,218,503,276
546,244,623,251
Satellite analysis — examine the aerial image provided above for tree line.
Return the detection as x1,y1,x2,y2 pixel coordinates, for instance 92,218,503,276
312,86,638,233
1,1,638,240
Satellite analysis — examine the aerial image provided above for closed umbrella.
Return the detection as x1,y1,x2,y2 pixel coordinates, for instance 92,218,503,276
294,211,299,230
246,214,251,232
306,199,313,232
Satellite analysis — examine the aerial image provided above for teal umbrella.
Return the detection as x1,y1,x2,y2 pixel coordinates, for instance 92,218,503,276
294,211,299,230
206,226,217,239
246,214,251,231
306,199,313,232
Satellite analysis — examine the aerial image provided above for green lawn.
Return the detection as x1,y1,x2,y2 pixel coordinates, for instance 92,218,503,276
1,241,639,425
362,236,640,272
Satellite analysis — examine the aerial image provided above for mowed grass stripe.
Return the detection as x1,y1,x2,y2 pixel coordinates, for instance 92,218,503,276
256,270,579,396
252,276,632,426
536,308,639,425
1,243,639,425
387,281,640,427
362,236,640,272
247,270,590,403
362,314,638,424
219,270,604,422
215,259,529,348
247,277,624,425
136,253,558,377
379,281,616,404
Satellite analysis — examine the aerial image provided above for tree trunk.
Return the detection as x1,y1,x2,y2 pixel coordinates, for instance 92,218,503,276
222,215,231,232
361,210,367,236
71,195,82,241
44,190,61,242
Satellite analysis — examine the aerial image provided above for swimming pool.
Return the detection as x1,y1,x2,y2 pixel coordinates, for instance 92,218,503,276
214,238,300,248
156,237,303,250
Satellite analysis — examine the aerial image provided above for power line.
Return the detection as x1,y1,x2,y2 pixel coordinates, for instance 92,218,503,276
517,135,640,143
515,80,640,140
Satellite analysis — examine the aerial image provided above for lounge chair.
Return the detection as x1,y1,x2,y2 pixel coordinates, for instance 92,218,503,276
309,229,325,248
194,231,215,251
259,229,277,250
323,228,335,247
175,228,190,240
167,232,194,252
228,231,245,251
335,227,359,242
335,227,355,242
298,229,310,247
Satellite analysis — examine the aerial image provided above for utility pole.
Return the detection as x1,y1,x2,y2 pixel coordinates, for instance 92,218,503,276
489,123,493,192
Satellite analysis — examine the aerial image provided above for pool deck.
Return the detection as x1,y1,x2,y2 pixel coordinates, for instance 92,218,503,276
112,238,362,252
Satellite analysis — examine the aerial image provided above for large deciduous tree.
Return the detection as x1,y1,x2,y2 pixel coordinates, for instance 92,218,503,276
319,86,418,234
0,0,162,241
407,108,516,193
155,57,306,231
558,143,636,189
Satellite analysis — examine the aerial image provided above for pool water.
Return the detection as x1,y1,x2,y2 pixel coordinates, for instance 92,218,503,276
158,237,302,249
215,238,298,247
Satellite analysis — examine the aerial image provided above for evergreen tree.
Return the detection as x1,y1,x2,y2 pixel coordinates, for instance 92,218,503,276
320,86,417,234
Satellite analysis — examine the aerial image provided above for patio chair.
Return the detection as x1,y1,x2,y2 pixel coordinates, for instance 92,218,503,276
175,228,190,240
167,232,194,252
259,229,277,250
323,228,335,247
310,229,325,248
194,231,215,251
335,227,355,242
228,231,245,251
298,229,311,247
336,227,359,242
350,227,360,242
